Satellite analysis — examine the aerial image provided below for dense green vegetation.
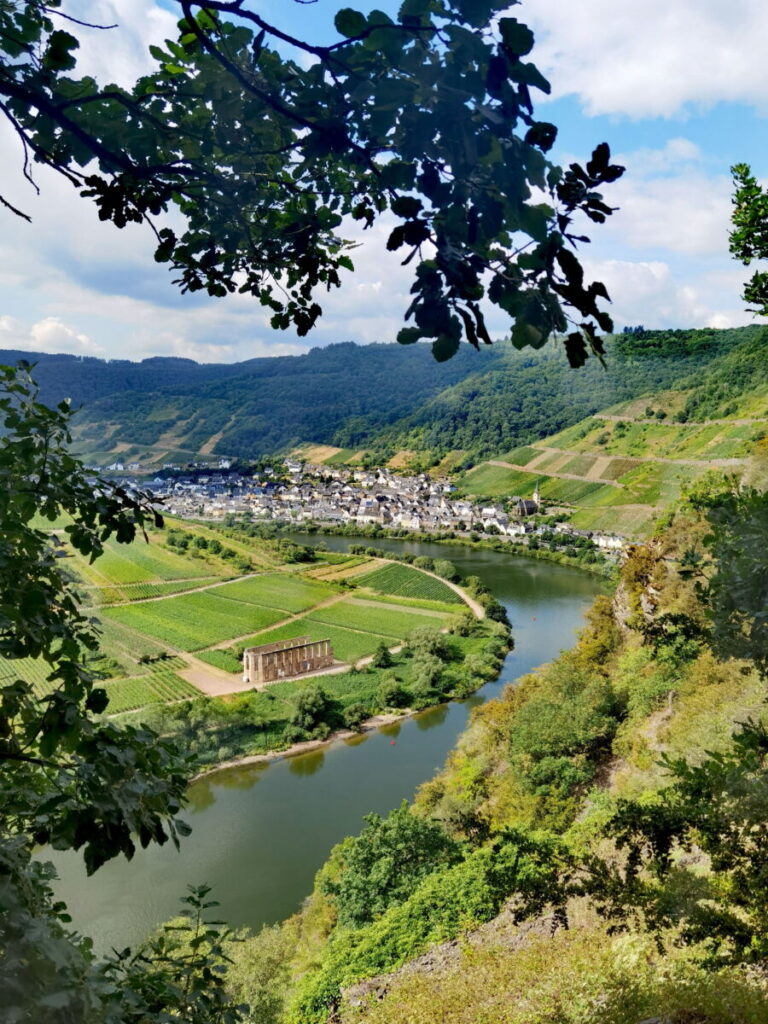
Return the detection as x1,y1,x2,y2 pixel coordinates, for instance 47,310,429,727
5,326,763,466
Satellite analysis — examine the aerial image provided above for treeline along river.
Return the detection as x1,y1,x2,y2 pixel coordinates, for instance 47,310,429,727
49,536,605,953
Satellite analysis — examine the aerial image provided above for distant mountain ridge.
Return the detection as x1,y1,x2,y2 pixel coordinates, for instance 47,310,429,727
1,326,763,467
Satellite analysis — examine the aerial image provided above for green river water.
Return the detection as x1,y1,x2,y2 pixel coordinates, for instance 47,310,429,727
50,535,605,952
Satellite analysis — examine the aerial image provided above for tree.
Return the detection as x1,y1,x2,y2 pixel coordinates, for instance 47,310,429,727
288,684,341,740
0,365,246,1020
1,0,623,364
730,163,768,316
371,640,394,668
321,800,461,927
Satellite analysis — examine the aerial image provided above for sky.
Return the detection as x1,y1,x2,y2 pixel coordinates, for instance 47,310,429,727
1,0,768,363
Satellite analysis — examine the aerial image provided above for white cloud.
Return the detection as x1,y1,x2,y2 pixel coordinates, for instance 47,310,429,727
583,257,755,328
527,0,768,117
65,1,178,87
605,170,732,255
0,315,104,354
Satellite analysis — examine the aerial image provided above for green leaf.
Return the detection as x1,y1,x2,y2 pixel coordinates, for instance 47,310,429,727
499,18,535,57
335,8,368,37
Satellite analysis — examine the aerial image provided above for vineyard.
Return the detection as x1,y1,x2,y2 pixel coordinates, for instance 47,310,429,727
202,616,396,672
81,578,214,606
103,663,199,714
355,564,462,604
67,535,208,586
103,590,286,651
209,574,335,613
308,598,448,638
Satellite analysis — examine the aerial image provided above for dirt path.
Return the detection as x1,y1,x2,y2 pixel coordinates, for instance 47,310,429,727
497,444,749,472
206,592,349,650
597,413,767,427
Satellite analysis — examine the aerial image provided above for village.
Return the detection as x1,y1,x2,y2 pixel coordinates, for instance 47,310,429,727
117,457,628,558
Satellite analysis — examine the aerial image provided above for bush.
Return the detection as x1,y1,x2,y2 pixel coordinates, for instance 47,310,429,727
343,703,370,730
377,677,410,709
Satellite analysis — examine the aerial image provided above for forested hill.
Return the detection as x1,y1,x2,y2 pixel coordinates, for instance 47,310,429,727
2,325,762,465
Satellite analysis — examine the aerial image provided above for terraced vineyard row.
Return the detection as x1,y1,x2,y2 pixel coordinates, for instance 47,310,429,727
82,578,215,606
356,563,463,604
104,665,199,714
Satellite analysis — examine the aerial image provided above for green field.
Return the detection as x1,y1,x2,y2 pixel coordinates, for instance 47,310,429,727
82,578,214,606
67,536,207,586
463,464,539,498
103,664,199,713
560,454,599,477
355,563,463,604
0,656,57,697
308,598,447,638
103,591,286,651
210,574,334,613
502,445,542,466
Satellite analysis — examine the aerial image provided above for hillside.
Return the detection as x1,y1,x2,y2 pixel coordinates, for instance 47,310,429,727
458,327,768,537
217,484,768,1024
2,326,760,468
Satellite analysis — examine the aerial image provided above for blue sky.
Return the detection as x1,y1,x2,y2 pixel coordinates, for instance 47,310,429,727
1,0,767,362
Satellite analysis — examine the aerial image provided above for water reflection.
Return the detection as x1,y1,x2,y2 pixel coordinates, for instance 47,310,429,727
287,749,325,777
379,720,402,738
342,732,369,748
414,704,449,731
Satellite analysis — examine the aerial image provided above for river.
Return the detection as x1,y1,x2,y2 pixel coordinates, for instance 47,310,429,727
49,535,605,953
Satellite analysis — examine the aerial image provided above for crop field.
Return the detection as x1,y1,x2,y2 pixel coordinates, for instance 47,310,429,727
211,574,335,613
463,464,539,498
97,617,172,669
103,665,199,714
103,591,286,651
356,592,460,614
308,598,447,638
569,505,658,537
82,578,214,607
196,649,244,674
0,656,57,697
502,445,542,467
355,563,462,604
324,448,365,465
68,536,204,587
559,454,600,477
539,477,617,504
601,457,642,481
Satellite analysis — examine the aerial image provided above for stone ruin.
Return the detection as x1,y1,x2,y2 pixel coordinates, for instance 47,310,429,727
242,635,334,685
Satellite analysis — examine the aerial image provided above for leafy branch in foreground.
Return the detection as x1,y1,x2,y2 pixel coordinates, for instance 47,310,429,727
0,363,245,1021
1,0,623,363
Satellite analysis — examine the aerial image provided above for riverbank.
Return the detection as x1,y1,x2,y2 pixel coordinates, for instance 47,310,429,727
282,520,617,579
193,708,416,780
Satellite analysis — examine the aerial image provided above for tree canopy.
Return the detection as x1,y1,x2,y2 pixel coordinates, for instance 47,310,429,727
1,0,623,364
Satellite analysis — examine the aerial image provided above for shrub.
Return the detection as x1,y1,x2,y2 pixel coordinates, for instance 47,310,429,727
377,678,410,709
